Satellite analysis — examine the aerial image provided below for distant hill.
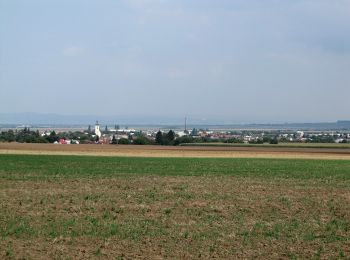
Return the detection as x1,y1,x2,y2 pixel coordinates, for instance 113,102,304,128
0,113,183,125
0,113,349,130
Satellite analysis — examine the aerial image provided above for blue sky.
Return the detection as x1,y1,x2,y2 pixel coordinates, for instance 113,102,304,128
0,0,349,123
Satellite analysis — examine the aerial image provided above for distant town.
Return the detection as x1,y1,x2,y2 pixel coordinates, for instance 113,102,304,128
1,120,350,145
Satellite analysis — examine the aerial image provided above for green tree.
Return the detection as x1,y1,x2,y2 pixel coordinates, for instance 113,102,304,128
118,138,130,144
226,138,243,143
46,131,58,143
270,138,278,144
155,131,163,145
174,136,194,145
111,135,117,144
263,137,271,143
134,136,151,145
167,130,175,142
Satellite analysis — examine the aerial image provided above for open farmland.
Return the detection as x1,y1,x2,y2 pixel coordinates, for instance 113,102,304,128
1,154,350,259
1,142,350,159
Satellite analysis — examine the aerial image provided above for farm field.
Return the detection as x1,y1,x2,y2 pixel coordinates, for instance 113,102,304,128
0,154,350,259
1,142,350,160
181,142,350,149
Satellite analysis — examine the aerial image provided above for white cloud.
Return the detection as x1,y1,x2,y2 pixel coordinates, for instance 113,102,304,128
62,46,85,57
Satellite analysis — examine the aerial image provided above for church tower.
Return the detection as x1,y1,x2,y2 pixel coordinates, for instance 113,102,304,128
95,121,101,138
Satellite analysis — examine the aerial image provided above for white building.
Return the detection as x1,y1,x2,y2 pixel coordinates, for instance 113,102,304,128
95,121,101,138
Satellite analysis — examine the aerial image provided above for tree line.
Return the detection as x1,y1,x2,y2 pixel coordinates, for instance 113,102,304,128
0,127,49,143
0,128,94,144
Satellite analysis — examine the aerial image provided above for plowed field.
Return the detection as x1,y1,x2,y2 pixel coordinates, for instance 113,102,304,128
1,148,349,259
1,142,349,159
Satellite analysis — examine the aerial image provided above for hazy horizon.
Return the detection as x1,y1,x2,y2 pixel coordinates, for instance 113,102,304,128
1,0,349,122
1,112,349,126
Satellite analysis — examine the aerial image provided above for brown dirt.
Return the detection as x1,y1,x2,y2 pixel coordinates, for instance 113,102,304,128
1,176,350,259
1,142,350,159
1,143,349,258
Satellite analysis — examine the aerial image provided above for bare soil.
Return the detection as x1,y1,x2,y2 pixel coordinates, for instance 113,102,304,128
1,143,350,159
1,176,350,259
1,144,349,258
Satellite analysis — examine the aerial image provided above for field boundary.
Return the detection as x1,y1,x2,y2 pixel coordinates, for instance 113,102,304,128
0,143,350,160
180,142,350,149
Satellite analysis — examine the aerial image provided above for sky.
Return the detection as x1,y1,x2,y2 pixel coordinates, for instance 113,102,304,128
0,0,349,123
